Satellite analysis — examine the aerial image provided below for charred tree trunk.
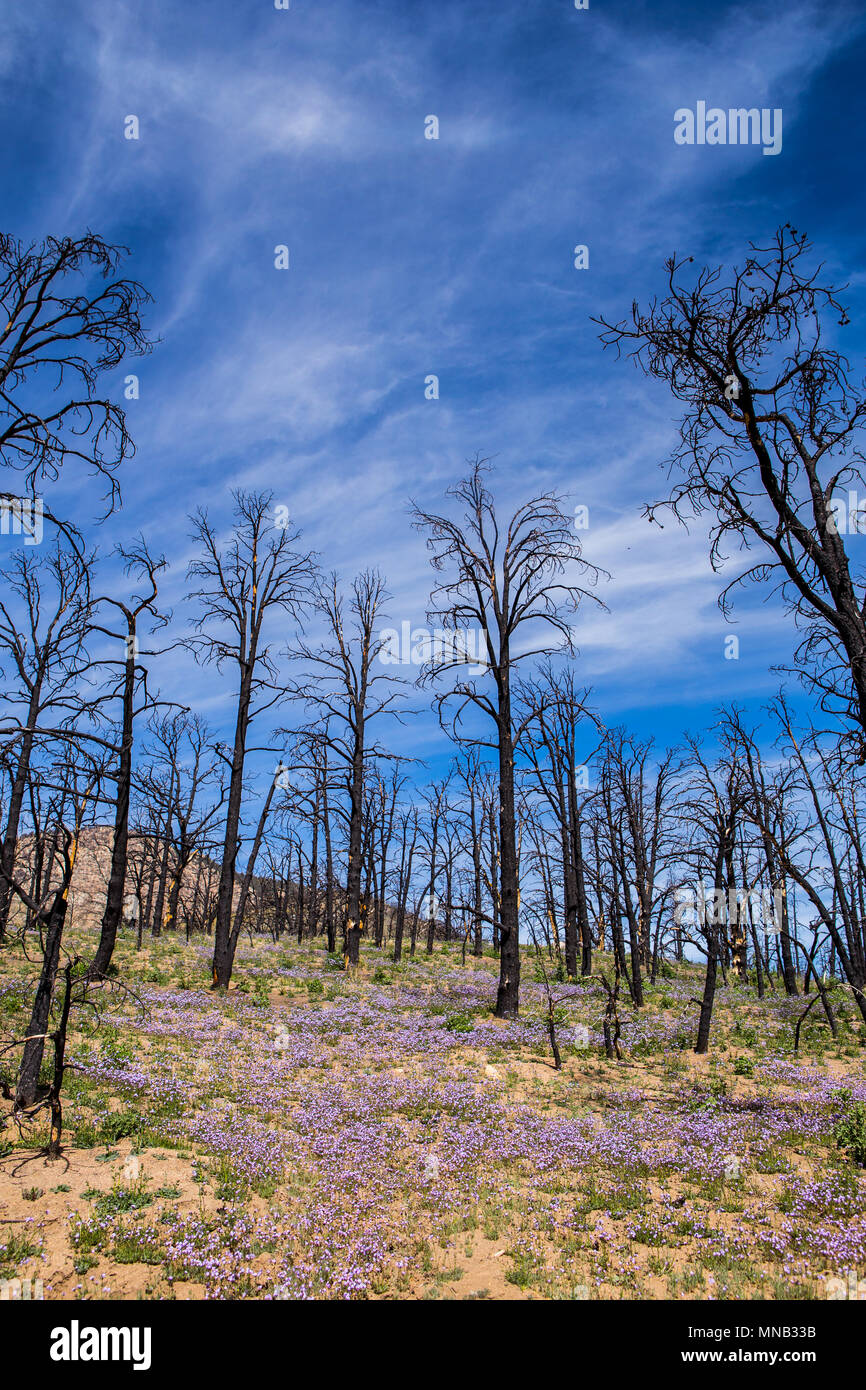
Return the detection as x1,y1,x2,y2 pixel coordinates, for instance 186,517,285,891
86,631,136,980
495,703,520,1019
16,890,68,1108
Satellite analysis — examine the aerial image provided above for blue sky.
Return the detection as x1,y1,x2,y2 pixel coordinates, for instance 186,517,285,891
3,0,866,793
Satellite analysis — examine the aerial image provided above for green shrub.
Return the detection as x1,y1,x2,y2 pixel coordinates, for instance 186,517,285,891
95,1180,153,1218
444,1013,474,1034
99,1111,140,1145
0,1231,38,1274
72,1117,101,1148
834,1089,866,1167
210,1155,248,1202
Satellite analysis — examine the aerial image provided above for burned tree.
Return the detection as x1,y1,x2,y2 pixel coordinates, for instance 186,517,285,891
599,227,866,758
187,491,317,989
137,712,227,937
678,735,748,1054
84,541,170,982
292,570,405,969
0,540,90,942
412,459,601,1018
2,749,102,1108
752,698,866,1025
521,664,600,979
0,231,152,510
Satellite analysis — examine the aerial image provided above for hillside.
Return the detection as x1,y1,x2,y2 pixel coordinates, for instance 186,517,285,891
8,827,249,933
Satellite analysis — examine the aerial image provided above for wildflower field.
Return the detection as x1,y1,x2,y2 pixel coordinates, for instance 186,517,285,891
2,932,864,1301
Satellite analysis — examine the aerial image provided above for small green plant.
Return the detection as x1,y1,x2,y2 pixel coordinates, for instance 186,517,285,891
833,1089,866,1167
733,1056,754,1077
112,1225,164,1265
505,1254,534,1288
0,1231,39,1274
444,1013,473,1034
95,1179,153,1218
99,1111,140,1145
689,1073,729,1111
70,1218,105,1255
210,1155,248,1202
100,1029,134,1065
71,1114,101,1147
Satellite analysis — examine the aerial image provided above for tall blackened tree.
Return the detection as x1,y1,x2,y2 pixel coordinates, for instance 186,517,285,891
4,748,103,1108
412,459,601,1018
188,492,317,988
0,540,90,941
521,664,600,979
679,736,747,1054
292,570,405,969
84,541,169,981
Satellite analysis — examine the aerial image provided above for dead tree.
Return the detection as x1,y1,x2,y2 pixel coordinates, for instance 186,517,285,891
228,766,281,957
0,231,152,508
454,750,487,958
520,664,600,978
186,490,317,988
724,709,799,994
599,964,623,1061
528,919,564,1070
420,775,452,955
0,539,90,941
83,540,170,981
678,736,747,1053
412,458,602,1018
753,697,866,1025
292,570,406,969
392,808,420,964
2,752,102,1107
599,227,866,757
138,711,227,935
